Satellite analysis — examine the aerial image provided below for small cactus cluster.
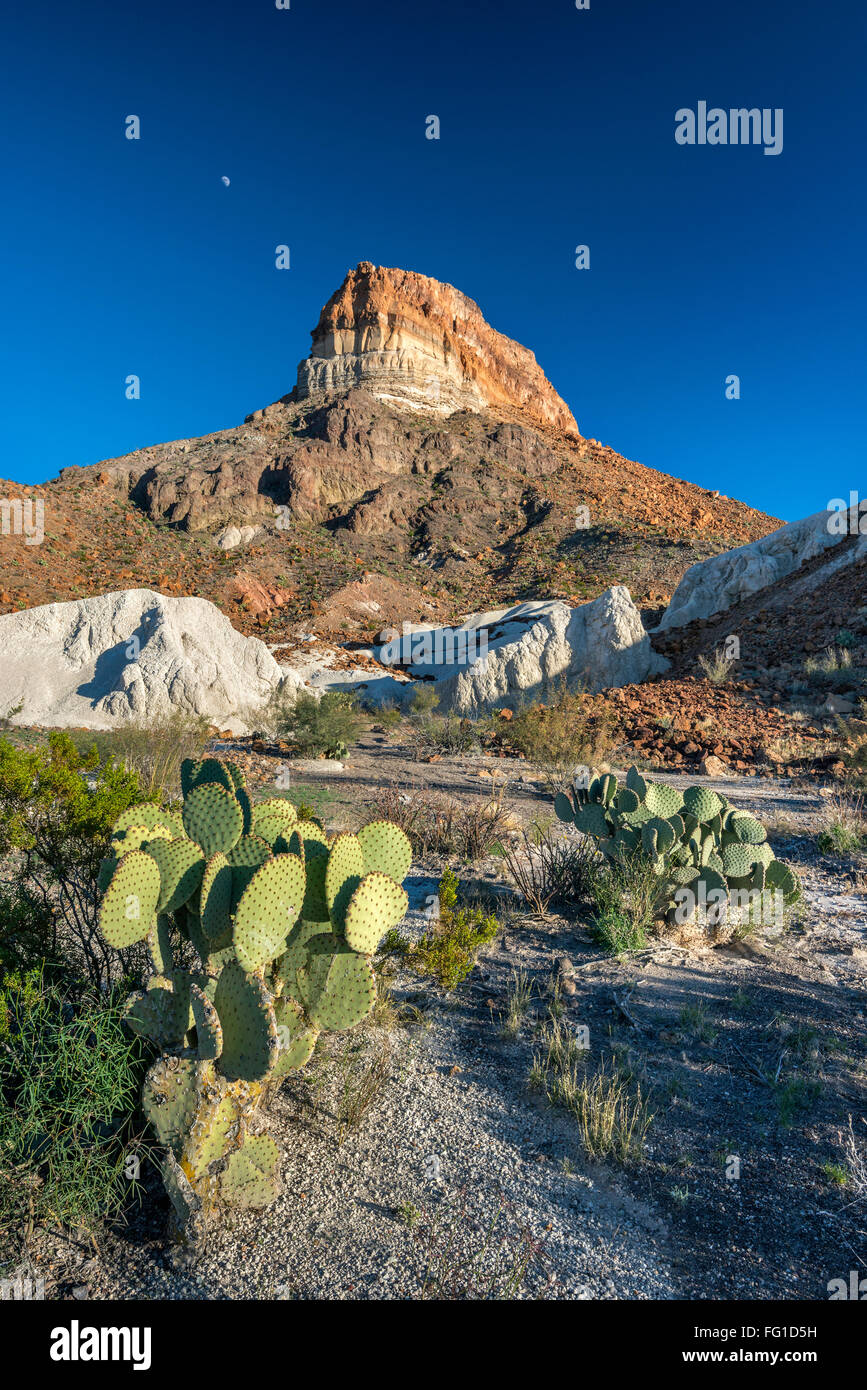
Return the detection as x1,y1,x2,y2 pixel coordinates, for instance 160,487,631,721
98,756,412,1234
555,766,800,925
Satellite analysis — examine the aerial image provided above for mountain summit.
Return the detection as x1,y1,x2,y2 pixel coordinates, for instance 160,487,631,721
293,262,580,438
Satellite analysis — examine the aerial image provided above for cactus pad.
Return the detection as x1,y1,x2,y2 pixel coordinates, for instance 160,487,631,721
643,782,684,818
190,982,223,1060
220,1134,281,1209
297,934,376,1031
147,837,206,915
99,850,162,948
213,961,278,1082
272,995,319,1075
325,833,366,932
142,1055,199,1154
233,854,305,973
554,791,575,823
682,786,724,823
111,803,186,840
183,783,244,858
721,842,756,879
185,1094,238,1179
200,852,234,943
146,914,174,975
729,811,767,845
344,872,409,954
357,820,412,883
574,802,610,837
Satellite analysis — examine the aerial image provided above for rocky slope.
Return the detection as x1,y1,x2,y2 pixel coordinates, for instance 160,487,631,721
0,264,778,646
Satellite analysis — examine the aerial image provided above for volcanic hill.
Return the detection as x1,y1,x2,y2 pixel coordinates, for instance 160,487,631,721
0,263,779,642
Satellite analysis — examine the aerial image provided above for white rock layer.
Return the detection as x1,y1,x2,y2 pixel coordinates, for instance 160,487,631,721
374,589,666,714
658,504,867,631
0,589,298,732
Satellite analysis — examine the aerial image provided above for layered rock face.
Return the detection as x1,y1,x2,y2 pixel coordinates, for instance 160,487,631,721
294,262,580,438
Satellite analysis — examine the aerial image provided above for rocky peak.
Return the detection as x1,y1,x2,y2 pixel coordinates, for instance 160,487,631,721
293,262,581,438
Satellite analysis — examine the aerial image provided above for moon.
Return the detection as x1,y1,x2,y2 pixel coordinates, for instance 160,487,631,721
221,176,230,187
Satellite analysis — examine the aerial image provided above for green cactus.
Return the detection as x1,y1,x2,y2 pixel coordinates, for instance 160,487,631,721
553,763,800,937
97,755,413,1237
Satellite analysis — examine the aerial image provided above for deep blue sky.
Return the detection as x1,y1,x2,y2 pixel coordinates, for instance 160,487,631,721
2,0,864,521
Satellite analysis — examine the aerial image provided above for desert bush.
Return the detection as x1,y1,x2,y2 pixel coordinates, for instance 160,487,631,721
0,733,145,989
698,644,736,685
273,689,363,759
409,868,499,988
367,785,513,861
555,765,801,941
805,645,854,678
587,852,658,953
504,686,615,793
408,685,479,758
0,970,147,1252
83,714,211,802
495,818,598,916
816,789,866,855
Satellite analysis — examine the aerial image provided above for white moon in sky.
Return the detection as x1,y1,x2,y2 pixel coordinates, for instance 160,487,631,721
221,176,230,186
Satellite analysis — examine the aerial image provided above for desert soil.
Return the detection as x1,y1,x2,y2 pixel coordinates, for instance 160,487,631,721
30,736,865,1302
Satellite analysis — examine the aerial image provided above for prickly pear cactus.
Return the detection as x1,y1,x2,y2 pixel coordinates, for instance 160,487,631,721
97,757,412,1237
555,764,800,932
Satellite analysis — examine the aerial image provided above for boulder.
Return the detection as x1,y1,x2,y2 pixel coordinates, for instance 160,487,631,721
0,589,299,732
376,588,667,714
658,504,867,630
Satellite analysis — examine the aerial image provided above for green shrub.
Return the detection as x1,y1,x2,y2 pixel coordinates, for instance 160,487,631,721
501,686,615,793
555,765,801,939
276,690,363,759
82,713,211,801
410,869,499,988
0,733,145,989
0,971,147,1251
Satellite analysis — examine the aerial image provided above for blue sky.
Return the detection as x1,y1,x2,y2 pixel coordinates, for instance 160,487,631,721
1,0,864,521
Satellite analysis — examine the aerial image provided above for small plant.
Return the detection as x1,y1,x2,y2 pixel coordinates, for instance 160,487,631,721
495,818,597,916
336,1039,392,1142
500,969,534,1038
816,789,866,855
397,1200,421,1228
821,1161,849,1187
678,1002,716,1043
410,869,499,989
698,645,736,685
531,1026,652,1165
0,970,147,1253
805,645,853,677
414,1188,552,1299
